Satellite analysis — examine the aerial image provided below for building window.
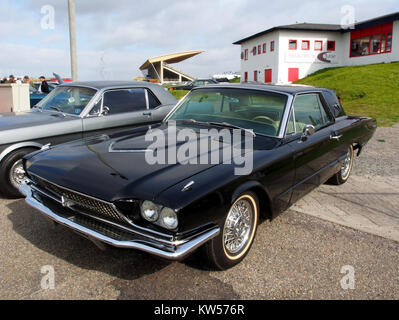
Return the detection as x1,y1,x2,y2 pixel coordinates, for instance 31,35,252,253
254,71,258,82
301,40,310,50
315,40,323,51
263,43,267,53
270,41,275,52
258,45,262,55
253,46,257,56
350,22,393,57
327,41,335,51
244,49,248,60
289,40,297,50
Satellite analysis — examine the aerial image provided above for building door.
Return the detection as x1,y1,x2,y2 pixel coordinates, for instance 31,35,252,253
264,69,272,83
254,70,258,82
288,68,299,82
244,72,248,82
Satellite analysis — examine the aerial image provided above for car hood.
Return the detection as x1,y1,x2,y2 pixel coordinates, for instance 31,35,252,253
27,124,261,203
0,111,74,131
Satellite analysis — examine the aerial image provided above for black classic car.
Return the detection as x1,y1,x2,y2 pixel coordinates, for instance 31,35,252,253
20,84,376,270
0,81,177,197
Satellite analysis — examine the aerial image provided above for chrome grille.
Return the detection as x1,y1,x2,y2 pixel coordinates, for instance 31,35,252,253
31,175,125,223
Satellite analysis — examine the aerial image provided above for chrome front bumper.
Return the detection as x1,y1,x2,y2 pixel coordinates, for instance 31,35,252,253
20,184,220,261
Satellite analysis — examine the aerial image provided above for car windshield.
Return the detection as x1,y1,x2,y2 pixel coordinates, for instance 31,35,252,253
36,86,97,115
165,88,288,137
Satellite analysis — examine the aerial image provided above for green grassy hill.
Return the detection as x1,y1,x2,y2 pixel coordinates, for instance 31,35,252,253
295,62,399,127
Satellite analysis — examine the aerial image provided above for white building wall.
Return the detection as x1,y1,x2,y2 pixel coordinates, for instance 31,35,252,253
239,31,280,83
277,30,345,83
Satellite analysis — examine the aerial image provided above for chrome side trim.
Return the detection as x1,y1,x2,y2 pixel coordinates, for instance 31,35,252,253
20,184,220,260
0,142,42,163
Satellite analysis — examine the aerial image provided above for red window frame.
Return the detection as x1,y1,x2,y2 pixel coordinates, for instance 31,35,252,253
253,46,257,56
258,45,262,55
314,40,323,51
263,43,267,53
289,39,297,50
327,41,336,51
244,49,248,60
244,72,248,82
350,22,393,58
301,40,310,50
270,41,275,52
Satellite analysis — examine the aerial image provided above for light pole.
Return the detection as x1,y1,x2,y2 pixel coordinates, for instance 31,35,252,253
68,0,78,81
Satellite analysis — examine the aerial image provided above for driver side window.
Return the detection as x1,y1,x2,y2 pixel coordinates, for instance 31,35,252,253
293,94,329,132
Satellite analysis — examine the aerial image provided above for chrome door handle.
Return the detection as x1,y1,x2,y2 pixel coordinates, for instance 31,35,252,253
143,112,152,116
330,133,343,140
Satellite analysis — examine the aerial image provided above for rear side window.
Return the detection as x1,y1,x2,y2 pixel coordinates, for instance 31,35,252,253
293,94,330,131
322,90,345,118
103,88,147,114
147,90,161,109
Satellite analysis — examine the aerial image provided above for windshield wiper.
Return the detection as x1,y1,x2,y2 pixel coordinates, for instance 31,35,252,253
33,105,43,112
208,122,256,137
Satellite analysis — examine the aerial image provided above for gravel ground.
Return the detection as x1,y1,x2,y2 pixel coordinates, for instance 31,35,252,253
353,126,399,177
0,127,398,300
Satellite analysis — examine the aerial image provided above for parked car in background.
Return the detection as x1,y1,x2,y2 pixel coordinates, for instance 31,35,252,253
29,83,59,108
168,79,218,91
0,81,177,197
20,84,376,269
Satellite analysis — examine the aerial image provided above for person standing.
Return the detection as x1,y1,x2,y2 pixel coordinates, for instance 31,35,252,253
38,76,50,94
7,75,16,84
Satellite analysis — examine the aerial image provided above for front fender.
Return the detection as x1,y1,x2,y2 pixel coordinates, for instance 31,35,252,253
0,142,42,163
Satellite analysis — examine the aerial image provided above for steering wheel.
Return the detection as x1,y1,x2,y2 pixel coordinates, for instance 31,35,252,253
252,115,275,125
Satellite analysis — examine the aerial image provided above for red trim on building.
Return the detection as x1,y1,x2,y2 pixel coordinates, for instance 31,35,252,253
264,69,272,83
263,43,267,53
288,68,299,82
244,72,248,82
350,21,393,58
270,41,275,52
314,40,323,51
327,41,336,51
301,40,310,50
258,45,262,54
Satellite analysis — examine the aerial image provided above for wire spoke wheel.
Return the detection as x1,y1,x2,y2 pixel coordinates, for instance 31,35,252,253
222,194,257,261
341,147,353,180
9,159,28,190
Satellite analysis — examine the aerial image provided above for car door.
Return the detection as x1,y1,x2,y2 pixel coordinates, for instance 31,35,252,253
286,93,338,204
82,88,153,137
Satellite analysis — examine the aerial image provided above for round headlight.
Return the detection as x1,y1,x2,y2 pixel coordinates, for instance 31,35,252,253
160,208,178,230
141,201,159,222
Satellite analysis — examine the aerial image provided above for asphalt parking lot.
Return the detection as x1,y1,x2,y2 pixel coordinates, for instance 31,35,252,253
0,127,398,300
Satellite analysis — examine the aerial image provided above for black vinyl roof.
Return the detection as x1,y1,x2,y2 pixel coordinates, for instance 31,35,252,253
191,83,329,95
233,11,399,44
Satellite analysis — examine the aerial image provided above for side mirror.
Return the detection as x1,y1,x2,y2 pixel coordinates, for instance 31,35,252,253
301,125,316,142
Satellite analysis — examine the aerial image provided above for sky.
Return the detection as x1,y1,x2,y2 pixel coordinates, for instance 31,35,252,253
0,0,397,80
